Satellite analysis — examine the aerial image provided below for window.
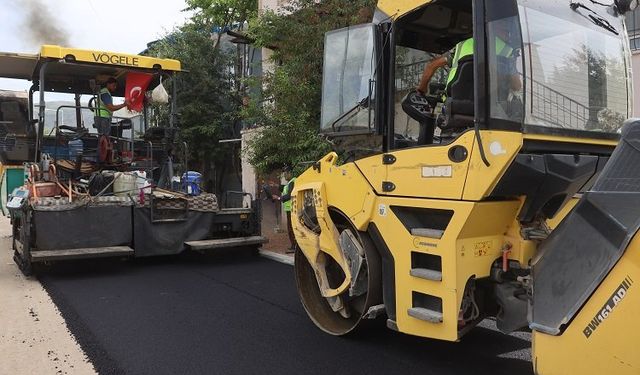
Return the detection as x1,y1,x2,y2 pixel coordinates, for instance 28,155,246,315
393,46,446,147
321,24,376,132
518,1,630,134
626,8,640,51
487,15,525,124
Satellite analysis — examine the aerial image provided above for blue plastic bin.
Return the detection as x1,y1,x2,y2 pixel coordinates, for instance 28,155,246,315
181,171,202,196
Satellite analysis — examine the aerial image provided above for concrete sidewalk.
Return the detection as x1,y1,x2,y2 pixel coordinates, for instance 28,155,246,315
0,218,95,375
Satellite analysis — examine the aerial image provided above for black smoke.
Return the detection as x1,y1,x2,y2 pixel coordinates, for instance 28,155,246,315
22,0,70,46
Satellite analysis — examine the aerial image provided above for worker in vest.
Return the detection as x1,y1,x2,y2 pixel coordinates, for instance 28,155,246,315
95,77,130,136
280,168,297,253
403,25,521,120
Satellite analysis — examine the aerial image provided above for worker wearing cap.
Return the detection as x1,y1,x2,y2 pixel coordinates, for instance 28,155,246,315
95,77,130,136
280,169,297,253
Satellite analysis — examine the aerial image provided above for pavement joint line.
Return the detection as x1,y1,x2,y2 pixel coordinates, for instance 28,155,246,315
259,250,294,266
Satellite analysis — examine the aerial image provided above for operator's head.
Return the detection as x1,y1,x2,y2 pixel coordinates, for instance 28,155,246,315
283,165,292,179
106,77,118,93
494,20,512,43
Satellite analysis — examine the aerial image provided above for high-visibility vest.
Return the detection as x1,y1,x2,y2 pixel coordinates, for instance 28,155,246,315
446,37,513,89
97,88,112,118
283,177,296,212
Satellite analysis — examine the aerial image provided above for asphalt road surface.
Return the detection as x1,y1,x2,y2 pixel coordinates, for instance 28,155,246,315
39,250,533,375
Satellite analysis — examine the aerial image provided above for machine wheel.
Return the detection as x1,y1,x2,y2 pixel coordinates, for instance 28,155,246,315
294,226,382,336
12,210,34,277
13,250,33,276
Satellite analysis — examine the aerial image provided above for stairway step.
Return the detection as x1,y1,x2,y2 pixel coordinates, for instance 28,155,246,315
363,304,386,319
185,236,267,251
31,246,134,262
408,307,443,323
410,268,442,281
410,228,444,239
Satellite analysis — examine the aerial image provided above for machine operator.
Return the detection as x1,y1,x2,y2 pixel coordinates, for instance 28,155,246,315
95,77,131,136
402,21,522,124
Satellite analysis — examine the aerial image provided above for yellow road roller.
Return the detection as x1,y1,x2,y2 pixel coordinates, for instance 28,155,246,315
291,0,640,373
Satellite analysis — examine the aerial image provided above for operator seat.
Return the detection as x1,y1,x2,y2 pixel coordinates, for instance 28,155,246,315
442,56,475,130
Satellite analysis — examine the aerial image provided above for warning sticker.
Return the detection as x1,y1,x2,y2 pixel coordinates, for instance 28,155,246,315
473,241,493,257
422,165,453,178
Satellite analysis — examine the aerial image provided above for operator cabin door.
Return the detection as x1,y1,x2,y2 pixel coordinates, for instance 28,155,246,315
380,1,477,200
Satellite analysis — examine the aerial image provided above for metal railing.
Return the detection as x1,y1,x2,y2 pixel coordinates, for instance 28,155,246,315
529,78,594,130
396,59,599,131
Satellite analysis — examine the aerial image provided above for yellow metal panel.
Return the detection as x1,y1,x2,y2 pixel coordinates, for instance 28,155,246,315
463,131,523,201
546,197,579,230
372,196,472,341
523,133,618,147
354,153,387,196
292,153,379,296
293,180,351,298
377,0,433,19
39,45,181,72
383,131,476,200
370,196,520,341
533,234,640,375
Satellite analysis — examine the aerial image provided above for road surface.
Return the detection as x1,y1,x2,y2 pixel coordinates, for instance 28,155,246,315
37,249,533,375
0,220,96,375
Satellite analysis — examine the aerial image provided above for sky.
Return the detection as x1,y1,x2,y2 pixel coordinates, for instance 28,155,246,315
0,0,192,92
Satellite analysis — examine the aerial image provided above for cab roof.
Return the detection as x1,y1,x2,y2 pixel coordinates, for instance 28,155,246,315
377,0,435,20
0,45,182,96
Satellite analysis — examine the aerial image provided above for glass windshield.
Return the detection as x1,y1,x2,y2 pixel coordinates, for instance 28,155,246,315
321,24,376,131
518,1,630,134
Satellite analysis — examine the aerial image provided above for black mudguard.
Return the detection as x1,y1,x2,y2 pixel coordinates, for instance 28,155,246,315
530,120,640,335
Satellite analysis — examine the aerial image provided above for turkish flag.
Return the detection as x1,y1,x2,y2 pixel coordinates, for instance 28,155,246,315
125,72,153,112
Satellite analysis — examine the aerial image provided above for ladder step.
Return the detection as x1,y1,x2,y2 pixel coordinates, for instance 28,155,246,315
410,268,442,281
363,304,386,319
185,236,267,251
31,246,134,262
410,228,444,239
408,307,443,323
386,319,398,331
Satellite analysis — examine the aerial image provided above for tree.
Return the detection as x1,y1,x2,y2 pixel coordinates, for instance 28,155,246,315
186,0,258,53
244,0,376,175
149,1,257,193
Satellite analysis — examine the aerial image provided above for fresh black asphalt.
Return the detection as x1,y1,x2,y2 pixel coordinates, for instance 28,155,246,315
39,250,533,375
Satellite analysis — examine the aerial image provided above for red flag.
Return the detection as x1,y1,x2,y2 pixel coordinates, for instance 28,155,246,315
125,72,153,112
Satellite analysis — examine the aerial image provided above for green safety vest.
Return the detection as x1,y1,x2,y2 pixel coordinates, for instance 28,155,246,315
446,37,513,88
283,177,296,212
97,88,112,118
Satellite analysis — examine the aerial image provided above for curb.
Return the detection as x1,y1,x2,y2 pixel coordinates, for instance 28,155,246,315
259,250,294,266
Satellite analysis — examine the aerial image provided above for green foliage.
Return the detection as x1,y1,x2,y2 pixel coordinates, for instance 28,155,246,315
149,20,239,165
147,1,260,192
244,0,376,175
148,0,377,178
186,0,257,28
